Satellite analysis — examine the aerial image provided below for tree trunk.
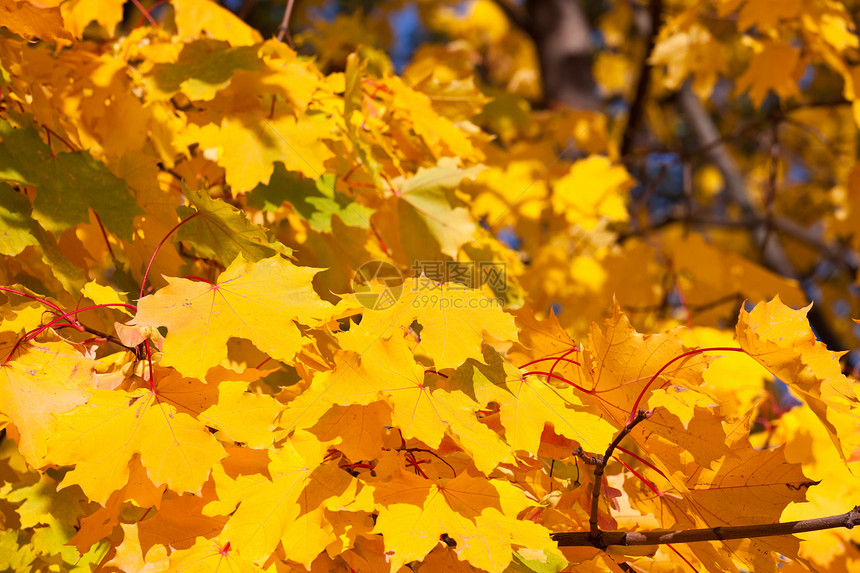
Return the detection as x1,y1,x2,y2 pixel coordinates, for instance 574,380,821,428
526,0,599,110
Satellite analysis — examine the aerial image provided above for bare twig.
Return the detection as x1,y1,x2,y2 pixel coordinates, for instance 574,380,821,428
618,205,859,276
573,446,602,466
620,0,663,157
758,119,780,253
553,505,860,546
277,0,297,48
589,409,652,548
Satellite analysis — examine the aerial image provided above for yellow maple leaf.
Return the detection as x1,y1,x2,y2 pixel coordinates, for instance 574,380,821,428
685,446,815,527
646,386,717,430
201,445,271,518
60,0,125,39
0,0,72,43
308,402,392,462
582,301,710,427
81,280,133,316
737,296,860,462
594,52,633,97
219,432,358,565
372,468,545,573
172,0,262,46
107,493,229,567
284,336,513,473
339,277,518,370
779,406,860,570
507,304,576,368
732,0,801,31
470,152,549,224
551,156,633,230
168,537,262,572
667,232,806,326
105,523,169,573
132,255,333,380
736,40,803,107
46,384,225,504
680,327,771,418
199,380,283,449
217,111,335,193
387,75,481,161
456,350,616,456
650,21,726,98
0,340,91,465
385,157,485,260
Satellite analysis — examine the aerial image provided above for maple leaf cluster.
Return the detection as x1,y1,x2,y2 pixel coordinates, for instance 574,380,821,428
1,1,860,572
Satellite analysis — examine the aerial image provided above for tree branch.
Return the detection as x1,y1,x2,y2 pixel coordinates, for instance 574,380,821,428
618,208,859,276
526,0,599,110
277,0,297,48
620,0,662,157
675,85,850,356
589,409,652,548
553,505,860,546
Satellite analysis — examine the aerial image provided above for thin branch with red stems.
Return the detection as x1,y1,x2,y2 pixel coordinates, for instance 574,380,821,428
324,448,341,462
134,0,169,29
2,302,141,365
3,336,31,365
26,303,138,340
139,211,201,299
615,445,667,480
627,346,746,425
665,543,698,572
0,287,64,314
553,505,860,547
362,79,394,96
135,211,205,383
518,356,581,370
548,346,580,387
48,320,135,353
404,452,430,478
520,371,592,395
589,409,652,548
612,454,668,499
390,429,457,477
129,0,159,28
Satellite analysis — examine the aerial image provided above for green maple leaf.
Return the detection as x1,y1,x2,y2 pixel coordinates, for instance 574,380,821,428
0,118,142,240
